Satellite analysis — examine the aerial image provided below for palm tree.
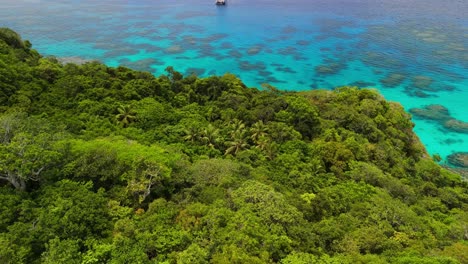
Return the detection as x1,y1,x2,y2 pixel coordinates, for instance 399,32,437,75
255,136,277,160
225,130,249,156
228,119,245,137
250,120,268,143
201,124,221,148
255,135,270,151
183,126,200,143
115,105,136,128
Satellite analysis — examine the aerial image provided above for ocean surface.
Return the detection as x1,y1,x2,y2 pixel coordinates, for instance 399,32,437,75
1,0,467,163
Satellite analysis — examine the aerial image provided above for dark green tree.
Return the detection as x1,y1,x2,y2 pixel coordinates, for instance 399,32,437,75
115,104,137,128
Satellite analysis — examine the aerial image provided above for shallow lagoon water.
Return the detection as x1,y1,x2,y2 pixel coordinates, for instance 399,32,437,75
1,0,467,163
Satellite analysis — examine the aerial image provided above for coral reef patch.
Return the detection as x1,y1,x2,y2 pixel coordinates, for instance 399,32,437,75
409,104,451,121
447,152,468,168
57,56,95,65
380,73,406,88
443,119,468,134
314,60,346,75
410,104,468,134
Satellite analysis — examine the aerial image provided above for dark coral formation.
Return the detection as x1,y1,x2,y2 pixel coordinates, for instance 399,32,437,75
409,104,450,121
275,65,297,74
443,119,468,134
402,75,447,98
228,50,242,58
185,67,206,76
276,46,306,60
404,88,437,98
57,56,95,65
442,138,463,145
361,51,403,70
447,152,468,168
410,104,468,134
380,73,406,88
119,58,164,72
296,40,310,46
165,45,184,54
238,60,267,71
411,75,433,90
247,45,263,55
348,81,376,88
314,60,346,75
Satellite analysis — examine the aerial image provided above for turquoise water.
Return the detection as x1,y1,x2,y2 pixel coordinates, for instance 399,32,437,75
1,0,467,163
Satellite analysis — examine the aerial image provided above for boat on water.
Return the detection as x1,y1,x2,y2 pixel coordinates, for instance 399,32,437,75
215,0,226,5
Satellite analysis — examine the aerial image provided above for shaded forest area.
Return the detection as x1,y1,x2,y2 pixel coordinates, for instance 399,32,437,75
0,28,467,263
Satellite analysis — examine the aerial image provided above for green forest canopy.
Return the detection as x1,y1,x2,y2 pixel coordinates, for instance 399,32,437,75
0,28,467,263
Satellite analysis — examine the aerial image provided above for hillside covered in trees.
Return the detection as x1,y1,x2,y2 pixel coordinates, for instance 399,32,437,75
0,28,467,263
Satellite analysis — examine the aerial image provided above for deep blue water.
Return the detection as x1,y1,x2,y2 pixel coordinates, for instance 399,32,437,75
1,0,467,163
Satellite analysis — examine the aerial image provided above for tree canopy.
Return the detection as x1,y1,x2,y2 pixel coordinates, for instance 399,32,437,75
0,29,466,263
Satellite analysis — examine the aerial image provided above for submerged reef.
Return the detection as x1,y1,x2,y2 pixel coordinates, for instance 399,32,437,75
185,67,206,76
314,60,346,75
409,104,450,121
410,104,468,134
447,152,468,168
56,56,95,65
411,75,434,90
444,119,468,134
119,58,164,73
165,45,183,54
380,73,406,88
347,81,376,88
247,45,263,55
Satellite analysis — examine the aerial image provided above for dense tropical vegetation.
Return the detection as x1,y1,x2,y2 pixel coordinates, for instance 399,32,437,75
0,28,467,263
